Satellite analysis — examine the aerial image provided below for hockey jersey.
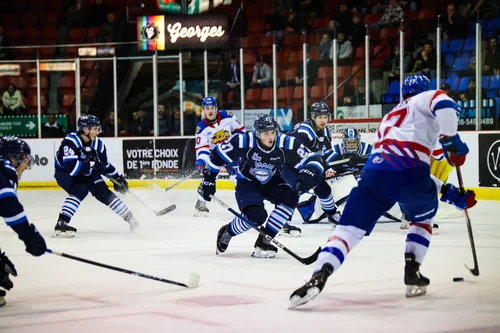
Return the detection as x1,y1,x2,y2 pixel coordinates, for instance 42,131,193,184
330,141,373,162
367,89,459,171
0,159,28,228
287,120,336,163
207,132,324,185
55,132,118,177
195,111,245,163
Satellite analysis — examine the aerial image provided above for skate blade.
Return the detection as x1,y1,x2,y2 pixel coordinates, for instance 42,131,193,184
52,230,76,238
405,285,427,298
288,287,320,309
251,249,277,259
279,230,301,237
194,210,208,217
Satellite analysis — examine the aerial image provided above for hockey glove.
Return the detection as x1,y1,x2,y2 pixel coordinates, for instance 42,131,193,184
440,183,477,210
296,167,316,195
195,159,206,175
113,175,129,194
439,134,469,167
10,222,47,257
91,159,108,175
197,178,216,201
0,251,17,290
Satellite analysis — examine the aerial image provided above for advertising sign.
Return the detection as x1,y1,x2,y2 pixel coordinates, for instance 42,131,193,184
457,99,497,131
244,108,294,132
478,133,500,187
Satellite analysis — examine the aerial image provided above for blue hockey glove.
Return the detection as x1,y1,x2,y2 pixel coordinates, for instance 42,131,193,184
10,222,47,257
440,183,477,210
296,166,317,195
195,159,206,174
439,134,469,167
197,177,216,201
0,251,17,290
113,175,129,194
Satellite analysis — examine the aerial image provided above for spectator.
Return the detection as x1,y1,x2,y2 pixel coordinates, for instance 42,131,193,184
346,12,364,47
2,84,26,115
460,79,487,102
411,40,437,79
285,8,303,33
86,0,109,27
378,0,404,27
398,0,417,12
42,114,66,138
264,6,286,45
251,55,279,88
294,48,319,86
385,45,413,84
169,107,181,135
158,103,169,136
296,0,321,17
441,83,459,101
131,109,153,136
487,36,500,74
101,111,116,136
326,19,338,40
335,3,352,29
184,106,198,135
0,26,10,60
329,31,352,66
343,79,376,106
222,52,242,108
319,33,332,63
441,4,467,40
66,0,88,28
99,13,118,43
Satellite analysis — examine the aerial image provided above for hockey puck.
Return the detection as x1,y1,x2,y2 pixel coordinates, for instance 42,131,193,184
453,277,464,282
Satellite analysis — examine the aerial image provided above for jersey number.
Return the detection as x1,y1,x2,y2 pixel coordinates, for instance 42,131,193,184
63,146,75,156
377,107,408,141
297,145,309,159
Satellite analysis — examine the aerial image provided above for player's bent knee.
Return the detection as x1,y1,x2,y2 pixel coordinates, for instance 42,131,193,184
92,189,116,205
314,181,332,198
276,184,299,208
243,205,268,226
332,225,366,251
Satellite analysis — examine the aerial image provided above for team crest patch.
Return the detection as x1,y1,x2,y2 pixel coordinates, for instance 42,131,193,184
211,129,230,144
195,126,200,133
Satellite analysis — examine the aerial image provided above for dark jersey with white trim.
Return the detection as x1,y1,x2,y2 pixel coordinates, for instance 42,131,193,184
287,120,336,164
207,132,324,185
330,141,374,160
0,158,28,228
55,132,118,177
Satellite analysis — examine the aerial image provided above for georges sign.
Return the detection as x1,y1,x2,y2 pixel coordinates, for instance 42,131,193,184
165,15,228,50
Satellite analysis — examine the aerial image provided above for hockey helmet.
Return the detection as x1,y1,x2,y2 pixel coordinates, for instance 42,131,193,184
309,102,331,120
254,114,278,138
202,96,218,111
342,127,361,153
77,114,101,133
1,136,34,168
402,75,430,98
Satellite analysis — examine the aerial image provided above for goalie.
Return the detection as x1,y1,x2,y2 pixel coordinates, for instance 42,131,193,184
296,127,373,225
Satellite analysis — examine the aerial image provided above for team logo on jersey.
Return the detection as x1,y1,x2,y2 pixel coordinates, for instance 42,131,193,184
252,152,262,161
250,162,275,184
195,126,201,133
211,129,230,144
372,155,384,164
487,139,500,181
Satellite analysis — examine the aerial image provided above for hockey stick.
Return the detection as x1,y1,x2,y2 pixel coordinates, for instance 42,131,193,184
46,249,200,288
455,166,480,276
210,195,321,265
107,176,176,216
327,154,370,167
163,170,199,193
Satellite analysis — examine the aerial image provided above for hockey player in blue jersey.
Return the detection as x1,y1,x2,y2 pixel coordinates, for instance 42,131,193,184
289,75,475,308
0,137,47,306
53,115,138,237
281,102,342,236
198,114,324,258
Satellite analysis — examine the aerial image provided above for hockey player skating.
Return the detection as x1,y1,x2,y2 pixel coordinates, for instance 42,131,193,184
194,96,245,216
198,114,324,258
289,75,474,308
0,137,47,306
280,102,343,236
53,115,138,237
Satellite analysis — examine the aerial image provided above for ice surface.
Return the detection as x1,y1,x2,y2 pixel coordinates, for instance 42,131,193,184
0,189,499,333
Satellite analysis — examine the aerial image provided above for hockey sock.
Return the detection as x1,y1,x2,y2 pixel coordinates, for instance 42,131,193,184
228,215,252,235
108,197,132,220
405,221,432,264
319,194,336,213
60,195,81,222
263,204,294,238
314,225,365,273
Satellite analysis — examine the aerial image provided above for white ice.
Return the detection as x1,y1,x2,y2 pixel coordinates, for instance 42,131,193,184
1,189,499,333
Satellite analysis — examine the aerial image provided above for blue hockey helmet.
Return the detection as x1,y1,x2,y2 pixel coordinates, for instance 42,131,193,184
1,136,34,168
342,127,361,153
309,102,331,120
77,114,101,133
254,114,278,137
402,75,430,98
202,96,218,110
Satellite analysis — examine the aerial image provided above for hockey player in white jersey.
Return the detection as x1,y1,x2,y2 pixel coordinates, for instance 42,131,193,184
289,75,475,308
194,96,245,216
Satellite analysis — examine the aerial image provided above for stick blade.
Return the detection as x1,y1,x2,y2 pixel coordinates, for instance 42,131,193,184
465,263,480,276
156,204,176,216
187,272,200,288
301,247,322,265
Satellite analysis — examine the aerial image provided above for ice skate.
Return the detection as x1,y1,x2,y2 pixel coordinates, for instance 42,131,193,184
404,252,430,298
194,199,209,217
124,214,139,231
216,224,233,255
327,209,341,229
289,263,334,309
432,223,439,235
279,223,302,237
53,219,77,238
0,290,5,307
252,234,278,258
